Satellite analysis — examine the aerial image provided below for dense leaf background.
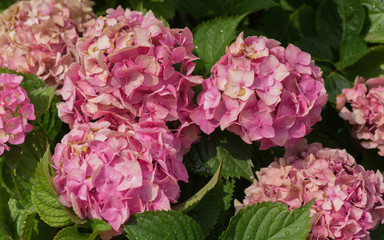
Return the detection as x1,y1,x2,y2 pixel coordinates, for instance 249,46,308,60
1,0,384,239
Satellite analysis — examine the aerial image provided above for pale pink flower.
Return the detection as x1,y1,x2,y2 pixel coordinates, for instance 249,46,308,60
337,76,384,156
0,0,95,85
236,141,384,240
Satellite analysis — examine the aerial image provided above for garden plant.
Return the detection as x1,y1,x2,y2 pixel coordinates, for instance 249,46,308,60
1,0,384,239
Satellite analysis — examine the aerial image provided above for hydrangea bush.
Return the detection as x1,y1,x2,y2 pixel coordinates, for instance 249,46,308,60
1,0,384,240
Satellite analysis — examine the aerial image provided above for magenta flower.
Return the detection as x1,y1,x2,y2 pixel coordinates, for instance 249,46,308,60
57,7,202,152
236,141,384,240
0,0,95,85
190,33,327,149
52,120,188,233
337,76,384,156
0,73,35,155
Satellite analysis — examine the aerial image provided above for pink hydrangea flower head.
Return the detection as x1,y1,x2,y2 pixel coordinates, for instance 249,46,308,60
57,7,202,151
0,73,35,155
52,120,188,233
236,140,384,240
191,33,327,149
0,0,95,85
337,76,384,156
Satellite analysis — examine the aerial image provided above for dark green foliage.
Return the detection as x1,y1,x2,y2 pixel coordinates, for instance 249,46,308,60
31,148,72,228
184,130,254,180
324,72,351,104
0,0,17,11
220,200,314,240
124,211,204,240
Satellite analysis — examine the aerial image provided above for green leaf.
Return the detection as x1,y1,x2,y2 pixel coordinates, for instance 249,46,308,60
194,15,245,73
336,35,370,69
8,195,25,238
31,147,72,228
124,210,204,240
0,0,17,11
204,178,236,240
89,219,111,239
222,178,235,211
316,0,343,49
35,95,63,144
173,160,222,212
93,0,120,16
0,158,11,192
145,0,179,19
220,200,314,240
12,174,34,211
342,45,384,79
187,179,224,236
184,131,254,180
17,74,45,92
324,72,352,104
0,231,9,240
207,145,254,180
90,219,110,233
306,126,339,149
371,222,384,240
27,84,56,120
178,0,274,20
290,5,317,38
0,185,12,239
20,212,58,240
176,0,213,19
279,0,306,11
129,0,178,19
362,149,384,172
21,213,39,240
183,143,212,176
8,193,42,239
312,103,359,156
53,219,111,240
257,7,298,44
53,226,89,240
3,131,48,186
251,144,284,170
297,37,333,62
362,0,384,43
334,0,365,40
232,0,276,15
317,0,364,50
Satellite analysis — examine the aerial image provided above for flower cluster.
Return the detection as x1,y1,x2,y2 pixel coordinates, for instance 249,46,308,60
0,0,95,85
0,73,35,155
190,33,327,149
337,76,384,156
57,7,202,144
52,6,204,234
52,120,188,232
236,141,384,239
